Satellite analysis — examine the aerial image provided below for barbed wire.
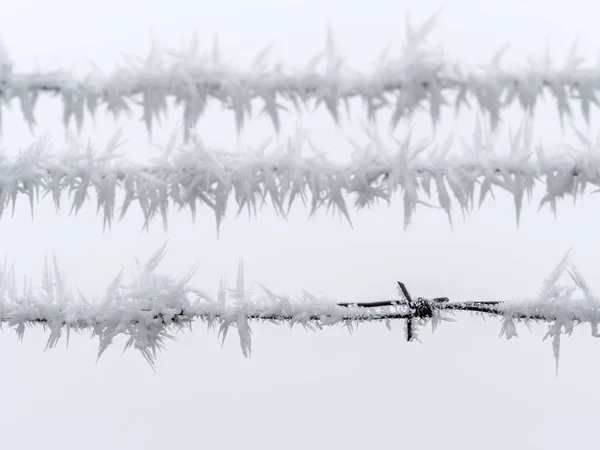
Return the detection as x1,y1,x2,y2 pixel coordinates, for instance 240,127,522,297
0,244,597,372
0,11,598,137
1,118,599,234
1,11,597,375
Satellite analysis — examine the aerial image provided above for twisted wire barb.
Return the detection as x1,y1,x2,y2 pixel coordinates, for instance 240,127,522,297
0,245,598,372
0,12,598,136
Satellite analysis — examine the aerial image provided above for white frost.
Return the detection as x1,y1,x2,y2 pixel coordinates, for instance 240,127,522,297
0,12,597,135
0,121,598,234
0,245,598,371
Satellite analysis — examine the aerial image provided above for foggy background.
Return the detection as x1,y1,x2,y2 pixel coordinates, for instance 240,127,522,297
0,1,598,448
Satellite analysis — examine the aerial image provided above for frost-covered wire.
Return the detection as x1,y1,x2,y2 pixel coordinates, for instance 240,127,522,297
0,11,599,136
0,244,598,373
1,119,599,234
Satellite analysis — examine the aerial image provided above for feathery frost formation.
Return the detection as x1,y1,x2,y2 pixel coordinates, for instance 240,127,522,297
0,11,598,136
1,120,599,233
0,245,596,371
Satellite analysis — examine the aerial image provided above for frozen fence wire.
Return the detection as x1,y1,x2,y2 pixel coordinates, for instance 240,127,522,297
0,11,599,136
1,119,599,233
0,244,597,372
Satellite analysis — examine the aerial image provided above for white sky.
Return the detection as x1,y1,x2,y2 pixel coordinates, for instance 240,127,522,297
0,0,599,448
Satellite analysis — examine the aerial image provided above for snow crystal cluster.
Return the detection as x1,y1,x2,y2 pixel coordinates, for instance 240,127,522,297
0,244,597,371
0,11,598,137
496,251,600,374
1,118,599,233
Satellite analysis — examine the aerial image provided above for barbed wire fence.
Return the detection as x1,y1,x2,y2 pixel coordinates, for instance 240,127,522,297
1,11,600,370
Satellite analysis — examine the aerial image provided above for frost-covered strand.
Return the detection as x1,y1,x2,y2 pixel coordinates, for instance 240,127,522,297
0,245,597,372
1,122,599,233
0,244,420,368
0,12,598,136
